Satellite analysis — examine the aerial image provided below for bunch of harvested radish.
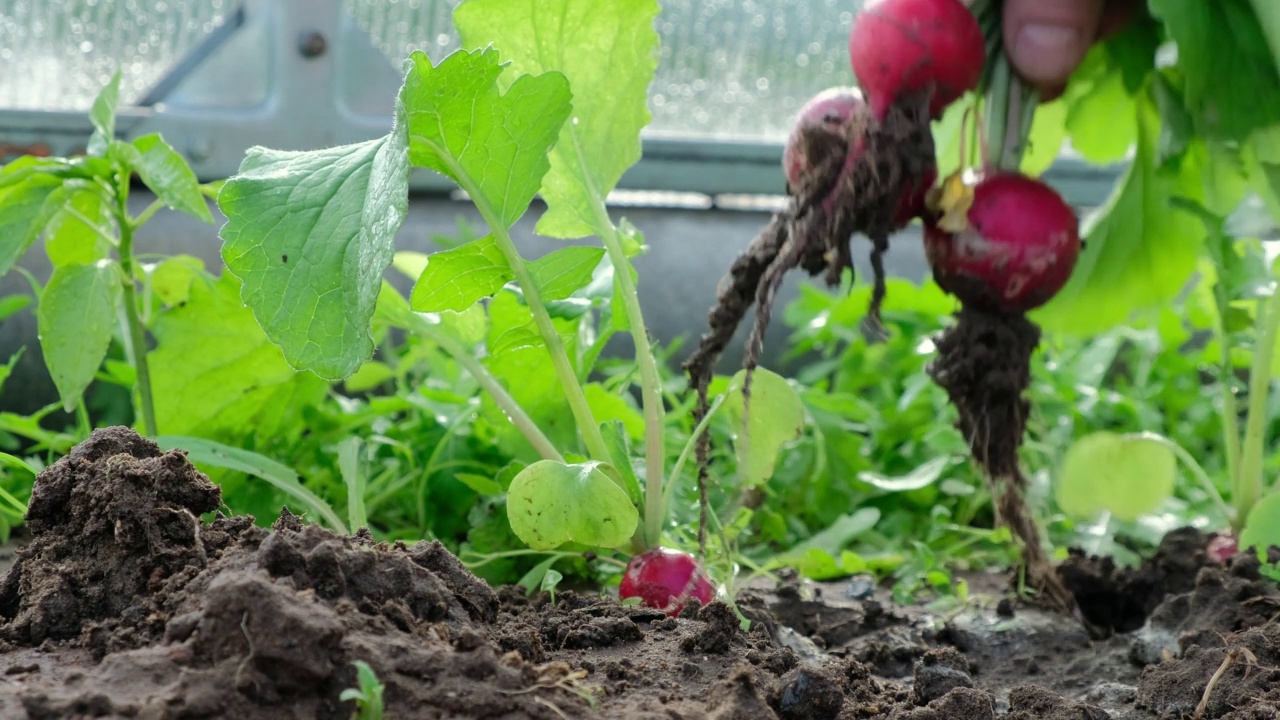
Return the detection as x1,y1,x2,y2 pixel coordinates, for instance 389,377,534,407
684,0,1087,613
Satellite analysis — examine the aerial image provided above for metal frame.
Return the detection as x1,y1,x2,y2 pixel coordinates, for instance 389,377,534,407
0,0,1126,206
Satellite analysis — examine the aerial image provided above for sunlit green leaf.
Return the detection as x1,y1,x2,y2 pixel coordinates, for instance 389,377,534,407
129,133,214,222
401,48,571,228
44,186,112,267
1034,90,1206,334
454,0,660,238
0,170,62,275
529,246,606,301
1055,431,1176,522
37,260,121,411
88,70,121,156
411,235,511,312
149,272,329,439
506,460,638,550
218,102,410,380
722,367,806,486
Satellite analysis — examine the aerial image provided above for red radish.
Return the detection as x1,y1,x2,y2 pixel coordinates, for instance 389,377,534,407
782,86,936,226
849,0,987,121
783,87,867,192
619,547,714,616
923,171,1081,313
1207,534,1238,563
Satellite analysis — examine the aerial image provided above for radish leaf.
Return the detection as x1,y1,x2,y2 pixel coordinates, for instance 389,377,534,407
1034,91,1205,334
411,236,511,313
218,115,410,380
722,367,806,487
401,48,571,229
1055,431,1176,522
454,0,660,239
506,460,638,550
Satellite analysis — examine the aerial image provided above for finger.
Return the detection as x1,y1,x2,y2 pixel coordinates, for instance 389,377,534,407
1003,0,1105,91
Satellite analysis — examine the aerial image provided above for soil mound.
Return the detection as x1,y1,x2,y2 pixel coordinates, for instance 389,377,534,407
0,427,1278,719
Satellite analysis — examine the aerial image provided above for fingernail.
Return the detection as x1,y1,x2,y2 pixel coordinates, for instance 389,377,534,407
1012,23,1084,84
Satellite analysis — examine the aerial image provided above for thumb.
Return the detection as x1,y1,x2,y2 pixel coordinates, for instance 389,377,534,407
1003,0,1105,91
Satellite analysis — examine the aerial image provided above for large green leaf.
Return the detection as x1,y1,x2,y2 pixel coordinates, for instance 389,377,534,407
43,186,112,267
529,246,606,301
0,170,62,275
37,261,121,411
149,272,328,439
1055,431,1176,522
400,48,571,228
1149,0,1280,142
454,0,660,238
218,105,411,380
505,460,638,550
1033,89,1206,334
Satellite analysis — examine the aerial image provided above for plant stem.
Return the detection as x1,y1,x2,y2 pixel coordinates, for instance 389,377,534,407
405,313,563,464
664,393,727,517
578,136,668,549
1235,284,1280,530
1134,431,1233,524
113,180,158,438
434,152,610,465
1208,269,1243,500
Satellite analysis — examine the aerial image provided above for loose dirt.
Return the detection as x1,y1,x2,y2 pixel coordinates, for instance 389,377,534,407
0,427,1276,719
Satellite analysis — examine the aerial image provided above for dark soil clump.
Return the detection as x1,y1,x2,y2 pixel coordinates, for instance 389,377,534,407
1,428,1278,719
1059,526,1214,635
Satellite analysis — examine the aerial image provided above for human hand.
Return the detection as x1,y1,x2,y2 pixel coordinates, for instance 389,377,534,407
1002,0,1138,101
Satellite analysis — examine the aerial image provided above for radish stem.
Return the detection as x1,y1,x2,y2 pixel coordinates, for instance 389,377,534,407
1235,277,1280,531
430,150,611,465
573,126,669,550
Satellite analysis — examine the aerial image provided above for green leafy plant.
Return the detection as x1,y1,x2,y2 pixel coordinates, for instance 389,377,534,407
339,660,386,720
0,71,218,437
211,0,807,609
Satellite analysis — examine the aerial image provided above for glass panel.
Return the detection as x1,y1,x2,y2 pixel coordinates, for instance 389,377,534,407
348,0,860,143
0,0,239,111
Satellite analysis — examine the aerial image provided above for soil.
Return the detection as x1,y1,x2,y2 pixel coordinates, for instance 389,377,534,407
0,427,1278,719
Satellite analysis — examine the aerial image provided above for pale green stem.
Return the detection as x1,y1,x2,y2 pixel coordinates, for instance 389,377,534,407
574,130,668,549
404,313,563,464
1132,431,1233,524
113,178,158,438
132,197,166,228
1235,285,1280,531
426,145,609,464
1208,273,1243,497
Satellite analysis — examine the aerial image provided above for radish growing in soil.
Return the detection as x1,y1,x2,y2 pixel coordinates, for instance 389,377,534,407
922,169,1083,610
619,547,715,615
683,0,984,538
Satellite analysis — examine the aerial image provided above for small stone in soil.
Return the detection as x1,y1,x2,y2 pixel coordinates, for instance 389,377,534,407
773,665,844,720
912,647,974,705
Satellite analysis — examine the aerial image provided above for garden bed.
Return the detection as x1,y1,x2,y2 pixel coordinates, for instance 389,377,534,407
0,427,1273,719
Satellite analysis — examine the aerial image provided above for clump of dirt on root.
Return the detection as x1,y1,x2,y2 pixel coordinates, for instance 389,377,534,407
927,306,1074,612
